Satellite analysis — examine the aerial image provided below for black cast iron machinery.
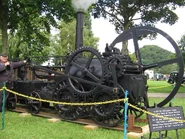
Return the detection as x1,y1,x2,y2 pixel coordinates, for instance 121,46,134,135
6,26,184,127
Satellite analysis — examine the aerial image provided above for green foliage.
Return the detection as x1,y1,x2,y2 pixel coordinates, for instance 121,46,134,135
139,45,178,74
178,34,185,63
0,30,2,50
51,18,99,57
129,53,137,63
5,0,75,30
92,0,184,33
182,52,185,65
91,0,184,54
178,34,185,49
0,0,76,53
140,45,172,64
8,22,52,61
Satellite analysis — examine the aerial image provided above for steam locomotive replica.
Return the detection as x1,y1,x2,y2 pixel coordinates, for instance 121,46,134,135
6,13,184,127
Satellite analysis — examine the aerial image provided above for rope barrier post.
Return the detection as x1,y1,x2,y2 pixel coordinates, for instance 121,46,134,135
172,83,176,102
123,90,128,139
1,82,6,130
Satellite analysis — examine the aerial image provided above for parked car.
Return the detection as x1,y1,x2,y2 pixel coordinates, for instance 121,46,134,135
167,71,185,84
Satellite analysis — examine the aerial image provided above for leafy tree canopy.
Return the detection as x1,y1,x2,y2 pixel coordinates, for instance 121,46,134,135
91,0,184,54
51,18,99,58
0,0,76,53
92,0,184,33
178,34,185,63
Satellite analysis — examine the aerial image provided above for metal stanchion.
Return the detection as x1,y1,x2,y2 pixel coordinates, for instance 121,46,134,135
123,90,128,139
1,82,6,130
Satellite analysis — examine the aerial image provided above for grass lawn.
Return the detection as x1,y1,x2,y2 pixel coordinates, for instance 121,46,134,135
0,98,185,139
147,80,185,93
1,111,124,139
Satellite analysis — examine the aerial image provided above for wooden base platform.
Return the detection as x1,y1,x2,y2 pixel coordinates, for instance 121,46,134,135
10,105,149,136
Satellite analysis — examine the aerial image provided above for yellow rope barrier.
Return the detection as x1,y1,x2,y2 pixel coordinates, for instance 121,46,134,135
148,84,173,89
1,87,185,123
128,103,185,123
4,87,128,106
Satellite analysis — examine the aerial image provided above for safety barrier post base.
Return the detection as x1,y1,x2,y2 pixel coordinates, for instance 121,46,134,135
127,114,142,133
135,114,148,124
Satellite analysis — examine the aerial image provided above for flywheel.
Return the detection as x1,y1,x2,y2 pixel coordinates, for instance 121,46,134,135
109,26,184,107
65,47,106,97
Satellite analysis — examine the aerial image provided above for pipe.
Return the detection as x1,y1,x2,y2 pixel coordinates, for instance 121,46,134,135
75,11,84,50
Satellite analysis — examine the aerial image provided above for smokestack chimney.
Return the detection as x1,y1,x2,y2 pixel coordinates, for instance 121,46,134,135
72,0,98,50
75,12,84,50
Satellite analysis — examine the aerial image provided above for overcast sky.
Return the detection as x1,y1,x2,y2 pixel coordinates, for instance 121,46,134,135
92,7,185,53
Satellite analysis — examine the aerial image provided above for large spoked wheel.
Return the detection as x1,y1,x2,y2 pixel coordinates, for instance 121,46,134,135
110,26,184,107
26,90,42,114
65,47,105,97
6,93,17,110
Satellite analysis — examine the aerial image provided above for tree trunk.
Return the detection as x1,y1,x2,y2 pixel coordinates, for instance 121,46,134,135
0,0,9,53
121,40,128,55
121,25,129,55
1,21,8,53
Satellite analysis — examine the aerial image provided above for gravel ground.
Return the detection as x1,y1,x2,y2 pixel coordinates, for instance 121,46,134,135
148,93,185,98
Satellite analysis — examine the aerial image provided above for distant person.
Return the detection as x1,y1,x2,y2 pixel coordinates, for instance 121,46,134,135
166,74,169,81
156,74,159,81
0,52,27,112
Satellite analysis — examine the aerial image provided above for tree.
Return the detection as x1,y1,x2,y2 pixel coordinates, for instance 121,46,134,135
8,27,52,61
51,18,99,58
92,0,185,54
178,34,185,63
139,45,178,74
0,30,2,49
0,0,75,54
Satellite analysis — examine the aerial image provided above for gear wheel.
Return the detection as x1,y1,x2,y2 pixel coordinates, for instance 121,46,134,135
65,47,106,97
105,54,140,78
105,54,125,78
53,83,82,120
90,89,122,127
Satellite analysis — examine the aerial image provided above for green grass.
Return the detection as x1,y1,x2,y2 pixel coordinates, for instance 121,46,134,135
0,111,124,139
0,98,185,139
147,80,185,93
